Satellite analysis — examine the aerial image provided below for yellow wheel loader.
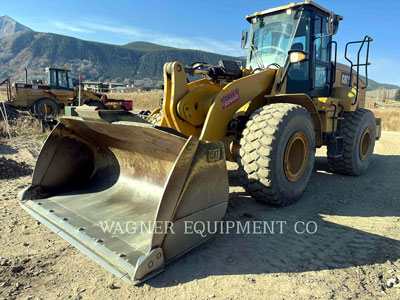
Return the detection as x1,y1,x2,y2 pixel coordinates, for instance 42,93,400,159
8,67,108,118
19,1,381,284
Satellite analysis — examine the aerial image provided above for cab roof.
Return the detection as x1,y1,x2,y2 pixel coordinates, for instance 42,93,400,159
45,67,71,72
246,1,343,22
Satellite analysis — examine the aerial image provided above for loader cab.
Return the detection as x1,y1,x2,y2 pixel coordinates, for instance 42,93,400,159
45,67,74,90
244,2,341,98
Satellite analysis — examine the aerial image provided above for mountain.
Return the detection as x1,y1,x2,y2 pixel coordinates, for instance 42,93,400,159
361,76,399,91
123,41,178,52
0,15,32,38
0,16,397,90
0,31,242,85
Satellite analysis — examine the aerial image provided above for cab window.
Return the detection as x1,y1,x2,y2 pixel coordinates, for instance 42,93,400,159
67,75,73,89
50,69,57,87
58,70,68,89
312,15,331,96
286,10,312,94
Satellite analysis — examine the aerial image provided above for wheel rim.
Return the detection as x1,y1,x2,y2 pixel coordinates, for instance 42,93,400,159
284,131,309,182
359,127,372,161
41,104,54,117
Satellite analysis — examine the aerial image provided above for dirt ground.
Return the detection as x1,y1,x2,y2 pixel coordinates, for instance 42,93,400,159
0,131,399,300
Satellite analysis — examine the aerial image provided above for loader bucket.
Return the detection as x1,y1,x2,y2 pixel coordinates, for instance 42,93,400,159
19,108,229,284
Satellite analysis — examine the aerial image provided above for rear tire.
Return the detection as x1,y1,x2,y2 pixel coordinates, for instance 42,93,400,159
328,108,376,176
34,98,59,119
85,100,107,109
238,103,316,206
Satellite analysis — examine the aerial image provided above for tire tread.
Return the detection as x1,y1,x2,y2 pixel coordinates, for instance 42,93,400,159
238,103,314,206
327,108,375,176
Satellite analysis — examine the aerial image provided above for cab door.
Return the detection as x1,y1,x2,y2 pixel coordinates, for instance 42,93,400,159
286,10,312,95
311,14,332,97
50,69,75,103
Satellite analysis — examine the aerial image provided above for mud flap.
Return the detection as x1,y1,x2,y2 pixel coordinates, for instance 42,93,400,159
19,108,229,284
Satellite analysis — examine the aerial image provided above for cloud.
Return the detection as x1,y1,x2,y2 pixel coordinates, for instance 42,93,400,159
49,20,93,34
149,35,241,55
78,21,143,37
49,19,244,57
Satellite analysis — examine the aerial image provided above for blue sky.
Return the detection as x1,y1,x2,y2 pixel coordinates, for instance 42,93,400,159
2,0,399,85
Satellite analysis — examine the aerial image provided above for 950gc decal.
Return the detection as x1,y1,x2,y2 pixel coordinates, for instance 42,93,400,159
221,88,240,109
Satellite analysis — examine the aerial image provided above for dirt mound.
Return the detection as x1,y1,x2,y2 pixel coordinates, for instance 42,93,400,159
0,156,32,179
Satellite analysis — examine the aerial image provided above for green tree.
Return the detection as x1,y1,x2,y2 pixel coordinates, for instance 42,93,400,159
395,89,400,101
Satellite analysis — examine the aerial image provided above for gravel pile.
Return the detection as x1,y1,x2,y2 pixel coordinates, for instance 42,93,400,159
0,156,32,180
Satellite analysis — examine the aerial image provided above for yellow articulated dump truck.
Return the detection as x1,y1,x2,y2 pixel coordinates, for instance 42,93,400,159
19,1,381,284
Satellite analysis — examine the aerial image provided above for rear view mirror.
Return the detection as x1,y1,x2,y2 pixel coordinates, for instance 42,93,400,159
289,50,307,63
241,30,249,50
327,14,340,36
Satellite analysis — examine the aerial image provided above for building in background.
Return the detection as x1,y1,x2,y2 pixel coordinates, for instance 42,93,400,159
108,82,126,93
83,81,108,93
83,82,127,93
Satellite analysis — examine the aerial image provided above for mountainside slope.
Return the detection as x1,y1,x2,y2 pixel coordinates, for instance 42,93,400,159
0,32,241,83
361,76,399,91
0,15,32,38
123,41,178,52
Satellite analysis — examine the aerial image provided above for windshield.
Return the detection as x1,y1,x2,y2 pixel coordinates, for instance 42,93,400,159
43,69,73,88
67,73,73,88
247,9,303,69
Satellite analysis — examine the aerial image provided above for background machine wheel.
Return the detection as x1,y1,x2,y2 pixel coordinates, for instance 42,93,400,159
328,108,376,176
34,98,59,119
147,108,163,125
85,99,107,109
238,103,316,206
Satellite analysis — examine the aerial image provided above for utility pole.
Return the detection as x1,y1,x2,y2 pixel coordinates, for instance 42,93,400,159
78,72,82,106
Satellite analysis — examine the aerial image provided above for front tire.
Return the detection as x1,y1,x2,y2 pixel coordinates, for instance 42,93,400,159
328,108,376,176
34,98,59,119
238,103,316,206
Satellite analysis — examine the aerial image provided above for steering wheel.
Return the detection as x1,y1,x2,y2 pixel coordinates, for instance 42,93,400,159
266,63,281,69
250,63,282,75
250,67,263,74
